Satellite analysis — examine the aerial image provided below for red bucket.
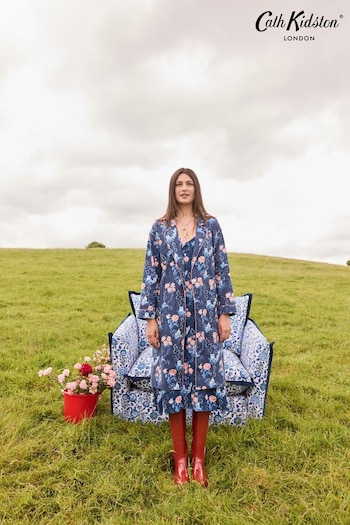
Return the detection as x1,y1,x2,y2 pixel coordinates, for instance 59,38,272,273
63,391,100,423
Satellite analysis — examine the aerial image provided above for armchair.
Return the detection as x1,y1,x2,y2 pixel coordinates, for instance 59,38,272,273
109,292,273,426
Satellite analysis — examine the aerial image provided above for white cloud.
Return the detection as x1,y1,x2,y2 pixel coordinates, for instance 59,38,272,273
0,0,349,265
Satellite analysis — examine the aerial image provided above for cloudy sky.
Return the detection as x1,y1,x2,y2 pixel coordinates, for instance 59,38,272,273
1,0,349,265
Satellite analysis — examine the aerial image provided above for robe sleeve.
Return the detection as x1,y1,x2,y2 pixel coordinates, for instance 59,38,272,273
138,221,162,320
212,219,236,315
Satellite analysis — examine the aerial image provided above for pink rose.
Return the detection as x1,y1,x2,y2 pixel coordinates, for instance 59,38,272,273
79,379,88,390
65,381,78,393
38,367,52,377
58,373,66,384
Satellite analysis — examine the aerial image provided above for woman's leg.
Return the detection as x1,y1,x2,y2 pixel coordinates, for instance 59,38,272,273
191,410,210,487
169,410,189,485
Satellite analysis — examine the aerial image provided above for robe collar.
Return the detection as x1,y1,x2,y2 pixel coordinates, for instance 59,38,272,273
164,218,208,274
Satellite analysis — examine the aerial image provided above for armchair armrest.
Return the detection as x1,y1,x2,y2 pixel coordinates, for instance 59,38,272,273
240,319,273,418
110,314,139,376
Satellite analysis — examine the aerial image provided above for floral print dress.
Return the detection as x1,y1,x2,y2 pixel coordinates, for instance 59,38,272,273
138,217,236,415
156,236,227,415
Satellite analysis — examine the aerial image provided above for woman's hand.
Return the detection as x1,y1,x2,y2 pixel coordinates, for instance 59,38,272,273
146,319,160,349
218,314,231,342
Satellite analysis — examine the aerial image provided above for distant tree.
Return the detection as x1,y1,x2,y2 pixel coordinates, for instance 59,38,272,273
347,259,350,266
86,241,106,249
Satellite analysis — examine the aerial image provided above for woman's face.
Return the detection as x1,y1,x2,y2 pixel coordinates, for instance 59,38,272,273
175,173,195,206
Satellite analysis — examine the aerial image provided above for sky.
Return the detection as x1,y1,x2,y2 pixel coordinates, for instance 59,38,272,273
0,0,349,265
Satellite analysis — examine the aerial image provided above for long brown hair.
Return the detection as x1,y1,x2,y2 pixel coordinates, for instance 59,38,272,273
160,168,212,226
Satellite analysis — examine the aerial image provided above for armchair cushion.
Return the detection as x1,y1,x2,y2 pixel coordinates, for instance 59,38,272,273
126,345,253,397
223,349,253,395
126,345,153,392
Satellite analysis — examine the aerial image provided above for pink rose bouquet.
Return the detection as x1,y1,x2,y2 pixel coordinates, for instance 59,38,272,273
39,344,117,395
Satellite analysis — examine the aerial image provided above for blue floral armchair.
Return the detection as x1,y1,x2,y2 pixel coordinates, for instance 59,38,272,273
109,292,273,426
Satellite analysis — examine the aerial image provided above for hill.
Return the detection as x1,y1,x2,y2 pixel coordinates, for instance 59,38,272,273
0,249,349,524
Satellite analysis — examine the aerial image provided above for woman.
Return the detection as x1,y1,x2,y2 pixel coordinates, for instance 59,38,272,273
138,168,236,487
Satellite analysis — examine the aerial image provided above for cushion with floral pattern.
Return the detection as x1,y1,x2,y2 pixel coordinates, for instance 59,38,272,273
223,293,252,356
126,345,153,392
223,348,253,395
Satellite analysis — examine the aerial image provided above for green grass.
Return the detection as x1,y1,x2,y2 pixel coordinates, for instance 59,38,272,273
0,248,349,525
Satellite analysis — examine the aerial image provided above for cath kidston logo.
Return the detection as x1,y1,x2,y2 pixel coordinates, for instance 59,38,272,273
255,10,343,41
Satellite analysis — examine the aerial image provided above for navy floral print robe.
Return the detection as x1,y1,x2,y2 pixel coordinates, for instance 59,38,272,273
138,217,236,412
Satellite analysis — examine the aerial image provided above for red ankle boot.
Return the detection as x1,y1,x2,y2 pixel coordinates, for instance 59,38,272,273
169,410,189,485
191,410,210,487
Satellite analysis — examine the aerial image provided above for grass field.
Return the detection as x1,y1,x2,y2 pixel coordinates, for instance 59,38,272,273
0,248,349,524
